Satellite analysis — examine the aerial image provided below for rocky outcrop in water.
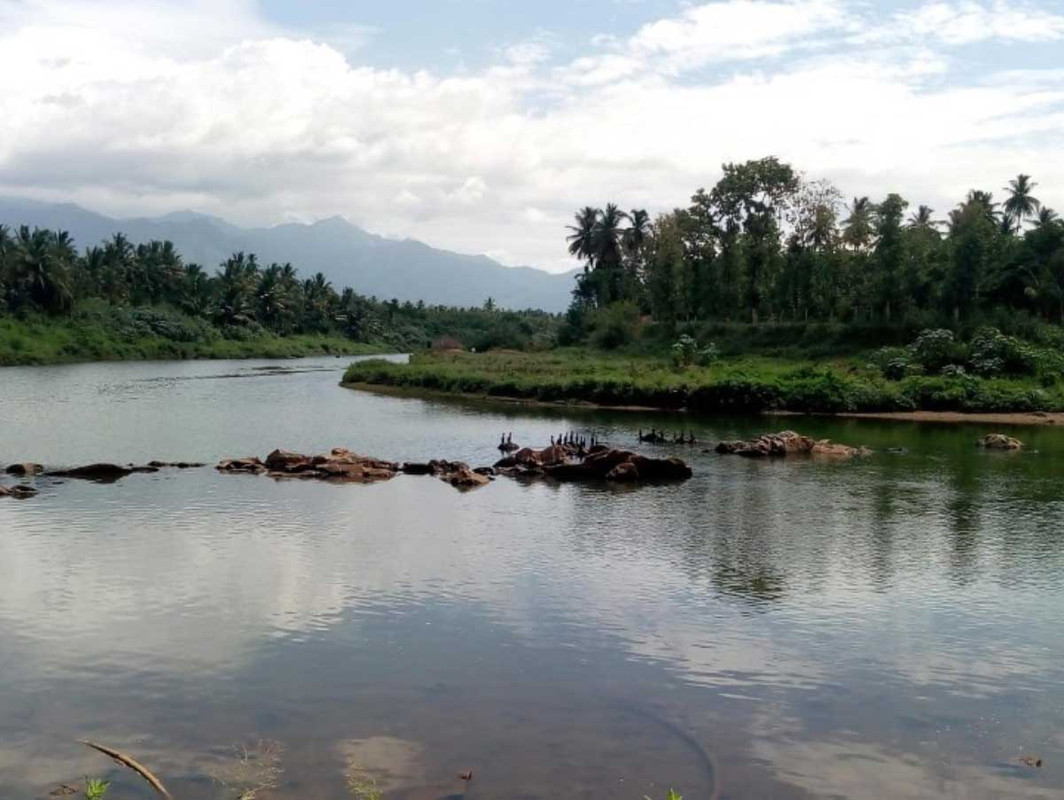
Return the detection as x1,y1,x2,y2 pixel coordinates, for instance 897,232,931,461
0,484,37,498
400,459,492,490
6,463,43,476
977,433,1024,450
715,431,871,459
254,448,400,483
495,444,692,483
45,463,154,482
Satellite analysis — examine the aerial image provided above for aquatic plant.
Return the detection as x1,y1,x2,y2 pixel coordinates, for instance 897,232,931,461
83,778,110,800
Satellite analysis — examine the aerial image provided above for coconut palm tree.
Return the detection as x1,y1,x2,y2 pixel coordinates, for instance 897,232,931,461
256,264,291,331
1034,207,1058,229
842,197,874,251
966,190,1001,225
9,226,74,313
622,209,651,255
180,263,213,317
907,205,938,231
566,207,598,264
1003,174,1040,228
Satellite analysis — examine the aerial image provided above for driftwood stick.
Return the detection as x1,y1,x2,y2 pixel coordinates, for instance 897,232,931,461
79,740,174,800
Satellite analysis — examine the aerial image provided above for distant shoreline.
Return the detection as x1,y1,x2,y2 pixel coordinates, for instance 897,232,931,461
345,382,1064,427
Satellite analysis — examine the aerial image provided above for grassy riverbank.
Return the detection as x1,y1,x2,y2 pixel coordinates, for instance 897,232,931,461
343,348,1064,414
0,309,385,366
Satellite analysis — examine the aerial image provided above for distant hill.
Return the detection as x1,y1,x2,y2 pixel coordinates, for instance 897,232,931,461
0,198,577,312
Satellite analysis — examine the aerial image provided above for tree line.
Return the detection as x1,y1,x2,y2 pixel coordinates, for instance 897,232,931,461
0,225,556,350
566,159,1064,332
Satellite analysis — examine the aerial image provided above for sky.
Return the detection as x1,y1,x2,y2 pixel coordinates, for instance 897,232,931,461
0,0,1062,273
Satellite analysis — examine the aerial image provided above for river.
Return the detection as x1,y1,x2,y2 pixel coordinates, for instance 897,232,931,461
0,356,1061,799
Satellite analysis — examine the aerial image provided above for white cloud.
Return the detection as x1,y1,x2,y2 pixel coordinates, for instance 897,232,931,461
895,0,1064,45
0,0,1062,273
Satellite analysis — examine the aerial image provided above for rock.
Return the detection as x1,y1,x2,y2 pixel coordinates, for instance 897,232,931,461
537,445,571,467
46,463,135,481
7,484,38,498
216,457,267,474
717,431,869,459
473,467,496,476
429,459,468,473
493,455,518,469
811,441,873,459
1019,756,1043,768
606,462,640,482
630,455,695,480
546,448,692,484
264,450,312,470
401,462,435,475
444,466,491,490
6,463,43,476
317,462,396,483
581,448,638,476
513,447,542,466
147,461,206,469
977,433,1023,450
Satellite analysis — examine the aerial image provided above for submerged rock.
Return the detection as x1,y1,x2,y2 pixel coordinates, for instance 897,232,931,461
147,461,206,469
400,462,435,475
977,433,1024,450
716,431,871,459
216,457,267,474
46,463,136,481
6,463,43,476
1,484,39,498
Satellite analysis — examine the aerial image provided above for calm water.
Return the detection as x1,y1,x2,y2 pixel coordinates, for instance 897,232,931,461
1,356,1063,800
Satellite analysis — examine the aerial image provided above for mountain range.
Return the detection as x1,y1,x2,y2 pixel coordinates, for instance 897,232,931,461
0,198,577,312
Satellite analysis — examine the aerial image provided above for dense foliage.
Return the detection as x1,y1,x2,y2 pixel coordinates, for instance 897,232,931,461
0,225,559,361
565,160,1064,342
345,348,1064,414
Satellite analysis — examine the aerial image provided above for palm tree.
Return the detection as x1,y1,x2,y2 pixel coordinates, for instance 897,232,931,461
907,205,938,231
566,207,598,264
256,264,290,331
10,226,74,313
966,190,1001,225
180,263,213,316
214,253,256,325
622,209,651,255
1003,174,1040,228
1034,207,1058,229
842,197,874,251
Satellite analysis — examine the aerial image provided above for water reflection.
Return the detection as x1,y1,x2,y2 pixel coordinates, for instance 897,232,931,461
0,358,1062,798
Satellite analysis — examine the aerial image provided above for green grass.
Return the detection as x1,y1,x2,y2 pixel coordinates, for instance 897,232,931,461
343,348,1064,414
0,307,388,366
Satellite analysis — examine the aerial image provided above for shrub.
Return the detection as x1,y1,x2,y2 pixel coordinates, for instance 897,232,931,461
910,328,966,373
968,326,1037,377
589,302,640,350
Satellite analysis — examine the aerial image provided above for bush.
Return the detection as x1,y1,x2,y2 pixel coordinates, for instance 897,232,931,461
671,335,720,369
910,328,966,373
589,302,640,350
968,326,1037,377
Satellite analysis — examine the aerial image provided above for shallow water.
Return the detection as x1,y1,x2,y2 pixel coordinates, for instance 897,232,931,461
1,356,1062,799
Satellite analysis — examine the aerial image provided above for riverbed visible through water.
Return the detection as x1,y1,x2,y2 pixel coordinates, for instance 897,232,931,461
1,356,1062,799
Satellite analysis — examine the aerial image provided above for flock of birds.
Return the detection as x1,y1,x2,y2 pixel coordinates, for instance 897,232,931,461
497,431,601,452
497,428,698,452
638,429,698,445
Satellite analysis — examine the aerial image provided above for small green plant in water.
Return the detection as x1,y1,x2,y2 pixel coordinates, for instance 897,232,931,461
83,778,110,800
644,790,682,800
345,763,383,800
